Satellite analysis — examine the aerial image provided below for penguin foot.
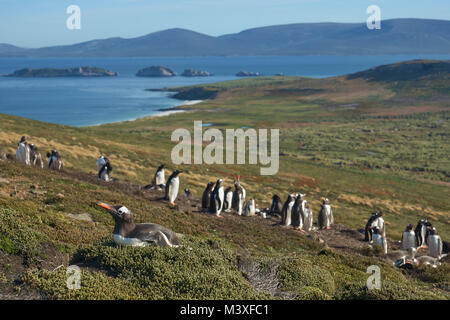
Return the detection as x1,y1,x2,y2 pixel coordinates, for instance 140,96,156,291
170,202,176,206
216,215,223,218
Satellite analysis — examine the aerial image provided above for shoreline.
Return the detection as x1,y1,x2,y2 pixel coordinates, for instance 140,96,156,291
87,99,203,127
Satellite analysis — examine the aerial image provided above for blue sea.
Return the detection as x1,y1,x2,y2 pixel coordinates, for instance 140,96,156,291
1,55,449,127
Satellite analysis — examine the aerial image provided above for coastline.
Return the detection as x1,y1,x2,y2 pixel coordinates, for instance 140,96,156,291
88,99,203,127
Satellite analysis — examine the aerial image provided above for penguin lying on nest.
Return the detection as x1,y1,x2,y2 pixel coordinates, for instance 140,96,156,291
97,202,183,247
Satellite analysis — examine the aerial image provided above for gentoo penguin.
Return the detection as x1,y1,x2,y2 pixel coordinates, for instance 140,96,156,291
415,219,428,248
281,194,295,226
165,170,182,206
372,227,388,254
97,202,182,247
386,247,417,264
400,224,416,250
427,227,443,259
29,144,44,169
201,182,214,212
97,156,112,181
291,195,303,230
145,164,166,190
411,256,442,268
269,195,283,217
47,150,63,170
299,195,313,231
365,211,384,243
16,136,30,165
243,198,256,217
318,198,333,230
210,178,225,217
231,175,246,216
223,187,233,212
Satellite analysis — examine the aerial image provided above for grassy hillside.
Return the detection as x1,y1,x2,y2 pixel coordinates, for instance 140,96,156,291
0,59,449,299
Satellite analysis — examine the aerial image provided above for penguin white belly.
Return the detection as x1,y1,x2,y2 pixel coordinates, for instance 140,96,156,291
97,158,106,171
217,187,224,213
285,201,294,226
324,204,332,227
155,171,165,186
428,236,441,258
401,231,416,250
242,187,246,202
303,208,313,231
169,177,180,203
100,170,110,182
113,234,148,247
373,234,387,254
237,194,244,215
225,192,233,211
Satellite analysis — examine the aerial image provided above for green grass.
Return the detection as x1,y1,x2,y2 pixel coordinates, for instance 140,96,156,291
0,62,449,299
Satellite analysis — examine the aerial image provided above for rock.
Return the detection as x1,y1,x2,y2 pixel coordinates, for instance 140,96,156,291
236,71,261,77
56,193,65,199
181,68,213,77
4,67,117,77
65,213,93,223
136,66,176,77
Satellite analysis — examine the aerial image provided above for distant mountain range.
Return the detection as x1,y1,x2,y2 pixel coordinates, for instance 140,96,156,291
1,19,450,57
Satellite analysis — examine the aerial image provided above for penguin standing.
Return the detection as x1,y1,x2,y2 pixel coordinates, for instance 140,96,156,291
223,187,233,212
97,202,182,247
427,227,443,259
415,219,428,248
145,164,166,190
400,224,416,250
16,136,30,165
231,175,246,216
291,195,303,230
165,170,182,206
299,194,313,231
269,195,283,217
373,227,388,254
29,144,44,169
210,178,225,217
47,150,63,170
98,156,112,181
365,211,384,243
318,198,333,230
201,182,214,212
281,194,295,226
243,198,256,217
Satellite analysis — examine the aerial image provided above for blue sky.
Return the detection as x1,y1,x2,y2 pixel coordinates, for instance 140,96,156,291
0,0,449,47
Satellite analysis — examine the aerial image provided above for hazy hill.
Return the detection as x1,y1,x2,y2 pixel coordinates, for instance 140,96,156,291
2,19,450,57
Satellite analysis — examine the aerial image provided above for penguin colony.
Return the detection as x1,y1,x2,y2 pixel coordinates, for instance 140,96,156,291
8,136,448,268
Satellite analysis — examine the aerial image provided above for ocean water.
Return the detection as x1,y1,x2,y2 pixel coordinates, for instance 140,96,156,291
0,55,449,127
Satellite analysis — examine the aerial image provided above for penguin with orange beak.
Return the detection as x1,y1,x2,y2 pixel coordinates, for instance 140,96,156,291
97,202,182,247
165,169,182,206
210,178,225,217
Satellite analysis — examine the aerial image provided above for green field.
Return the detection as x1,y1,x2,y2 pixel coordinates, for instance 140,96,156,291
0,59,449,299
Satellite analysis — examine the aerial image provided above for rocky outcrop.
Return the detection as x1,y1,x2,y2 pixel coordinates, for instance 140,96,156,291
136,66,176,77
4,67,117,77
181,68,213,77
236,71,261,77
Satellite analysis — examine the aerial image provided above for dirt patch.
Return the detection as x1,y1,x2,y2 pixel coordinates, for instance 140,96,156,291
359,184,393,197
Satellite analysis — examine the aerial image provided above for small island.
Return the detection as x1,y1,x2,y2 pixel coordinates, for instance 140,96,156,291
4,67,118,77
181,68,213,77
236,70,261,77
136,66,176,77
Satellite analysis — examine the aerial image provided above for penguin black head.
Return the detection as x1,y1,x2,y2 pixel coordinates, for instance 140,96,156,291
430,227,438,236
406,224,413,231
207,181,214,187
173,169,182,176
97,202,133,223
158,164,165,171
19,136,26,143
